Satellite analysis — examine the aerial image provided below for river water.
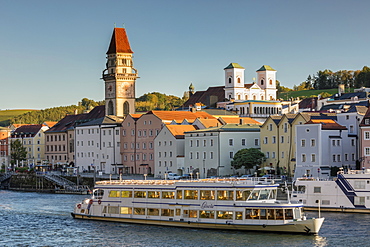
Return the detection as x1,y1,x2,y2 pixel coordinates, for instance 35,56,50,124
0,190,369,247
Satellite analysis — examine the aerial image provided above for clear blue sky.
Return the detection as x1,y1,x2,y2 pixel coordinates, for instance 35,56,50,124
1,0,369,109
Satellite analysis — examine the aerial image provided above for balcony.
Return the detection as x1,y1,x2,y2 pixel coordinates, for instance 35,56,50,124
102,72,138,80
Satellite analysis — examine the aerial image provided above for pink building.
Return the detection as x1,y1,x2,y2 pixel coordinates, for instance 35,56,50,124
120,110,215,175
360,108,370,169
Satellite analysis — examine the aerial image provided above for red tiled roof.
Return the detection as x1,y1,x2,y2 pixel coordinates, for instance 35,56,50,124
107,28,133,54
166,125,197,139
306,119,347,130
147,110,216,123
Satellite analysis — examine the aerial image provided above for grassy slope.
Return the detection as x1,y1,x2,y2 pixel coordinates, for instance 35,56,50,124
0,109,37,126
278,88,354,100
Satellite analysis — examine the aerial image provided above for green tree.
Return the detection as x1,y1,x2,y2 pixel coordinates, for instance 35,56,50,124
231,148,266,170
10,140,27,169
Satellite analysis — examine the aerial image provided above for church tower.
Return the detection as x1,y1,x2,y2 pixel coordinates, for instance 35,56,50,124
256,65,277,101
102,28,139,117
224,63,245,100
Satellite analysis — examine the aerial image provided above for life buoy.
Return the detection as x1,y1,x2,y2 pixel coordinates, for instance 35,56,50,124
77,204,81,209
89,199,93,205
98,199,102,205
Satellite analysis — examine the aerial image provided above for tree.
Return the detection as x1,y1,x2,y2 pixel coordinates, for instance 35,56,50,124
231,148,266,170
10,140,27,169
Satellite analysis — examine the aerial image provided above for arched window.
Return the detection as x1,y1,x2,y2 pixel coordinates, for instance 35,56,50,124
261,95,264,100
261,79,264,85
123,101,130,116
253,95,256,100
269,79,273,85
237,77,241,83
228,78,232,84
108,100,114,115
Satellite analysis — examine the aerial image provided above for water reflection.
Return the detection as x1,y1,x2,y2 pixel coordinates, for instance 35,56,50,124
0,191,369,247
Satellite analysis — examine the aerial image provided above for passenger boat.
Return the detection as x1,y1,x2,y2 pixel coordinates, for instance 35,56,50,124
71,178,324,234
292,168,370,213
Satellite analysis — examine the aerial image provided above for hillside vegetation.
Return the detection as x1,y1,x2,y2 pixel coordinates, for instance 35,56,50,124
0,93,185,127
278,88,353,100
0,110,36,126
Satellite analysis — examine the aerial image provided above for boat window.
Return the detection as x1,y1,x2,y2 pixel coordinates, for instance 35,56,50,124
259,209,267,219
148,208,160,216
245,209,255,219
176,209,181,216
189,210,198,218
236,190,251,201
121,191,132,198
354,196,366,205
134,208,146,215
217,211,233,219
217,190,234,200
269,189,277,200
285,209,293,220
293,208,301,219
313,187,321,193
276,209,284,220
93,189,104,199
107,206,119,214
161,209,174,217
200,190,215,200
102,206,107,214
295,185,306,193
267,209,275,220
109,190,120,197
235,211,243,220
162,191,175,199
183,210,189,217
148,191,161,199
176,190,183,199
134,191,147,198
120,207,132,214
259,190,270,200
248,190,260,200
200,210,215,219
184,190,198,200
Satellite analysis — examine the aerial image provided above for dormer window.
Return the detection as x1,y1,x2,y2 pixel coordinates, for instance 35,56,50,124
366,119,370,125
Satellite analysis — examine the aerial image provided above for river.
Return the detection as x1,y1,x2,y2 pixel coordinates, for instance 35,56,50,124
0,190,368,247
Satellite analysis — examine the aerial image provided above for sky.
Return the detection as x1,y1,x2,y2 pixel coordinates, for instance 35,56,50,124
1,0,370,109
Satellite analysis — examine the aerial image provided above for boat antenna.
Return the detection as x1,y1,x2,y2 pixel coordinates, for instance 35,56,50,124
285,181,291,204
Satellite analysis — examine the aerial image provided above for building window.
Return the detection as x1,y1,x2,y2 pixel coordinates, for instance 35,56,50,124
190,140,193,147
281,136,284,143
196,140,199,147
351,139,355,146
302,154,306,162
210,152,213,159
229,152,234,159
332,140,336,146
345,153,349,161
272,152,275,158
311,139,315,147
210,139,214,146
314,187,321,193
203,140,206,147
366,148,370,156
241,139,246,146
254,139,259,146
266,152,269,158
337,140,340,146
352,153,355,161
301,139,306,147
264,137,268,144
272,136,276,144
281,152,284,158
333,155,336,162
311,154,316,162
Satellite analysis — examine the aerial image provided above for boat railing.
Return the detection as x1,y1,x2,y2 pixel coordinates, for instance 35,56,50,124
96,177,279,186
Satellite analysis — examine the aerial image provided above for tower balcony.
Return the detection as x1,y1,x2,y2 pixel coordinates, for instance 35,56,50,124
102,72,139,80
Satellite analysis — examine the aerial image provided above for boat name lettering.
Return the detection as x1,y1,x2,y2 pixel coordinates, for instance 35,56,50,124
201,202,214,209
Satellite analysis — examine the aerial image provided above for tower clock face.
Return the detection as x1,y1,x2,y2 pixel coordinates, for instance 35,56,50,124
106,82,115,98
118,82,133,98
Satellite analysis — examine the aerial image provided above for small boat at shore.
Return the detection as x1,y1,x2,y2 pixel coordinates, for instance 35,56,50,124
71,178,324,234
292,168,370,213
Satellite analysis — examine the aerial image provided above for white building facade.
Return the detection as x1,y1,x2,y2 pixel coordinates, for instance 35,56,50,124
75,117,122,174
184,124,261,178
294,120,355,179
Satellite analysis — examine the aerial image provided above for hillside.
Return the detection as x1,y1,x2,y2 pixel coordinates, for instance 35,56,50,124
0,109,37,126
278,88,354,100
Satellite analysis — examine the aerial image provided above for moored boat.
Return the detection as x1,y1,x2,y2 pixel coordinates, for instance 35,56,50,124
72,178,324,234
292,168,370,213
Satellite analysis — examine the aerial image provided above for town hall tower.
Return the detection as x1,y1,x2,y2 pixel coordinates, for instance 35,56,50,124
102,28,138,117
